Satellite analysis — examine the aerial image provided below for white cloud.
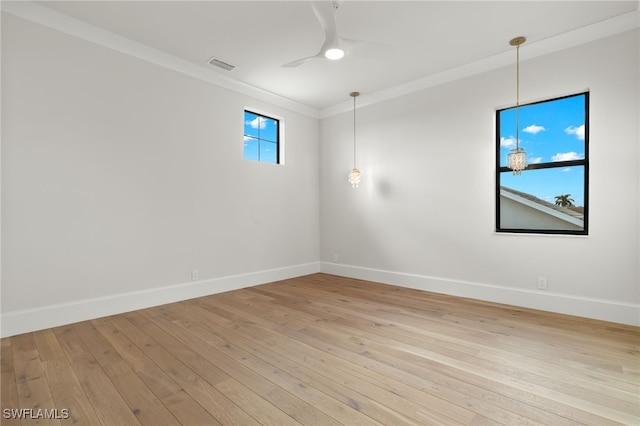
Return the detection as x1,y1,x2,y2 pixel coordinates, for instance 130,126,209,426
551,151,583,162
523,124,545,135
246,116,267,129
562,167,572,172
529,157,543,164
500,137,517,148
565,124,585,140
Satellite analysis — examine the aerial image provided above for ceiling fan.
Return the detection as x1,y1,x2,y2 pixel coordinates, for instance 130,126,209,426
282,0,390,68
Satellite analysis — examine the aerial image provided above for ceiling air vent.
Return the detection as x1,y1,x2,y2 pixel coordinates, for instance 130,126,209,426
207,57,235,71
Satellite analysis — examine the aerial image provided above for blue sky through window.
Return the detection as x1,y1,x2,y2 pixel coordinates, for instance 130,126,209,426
499,93,586,206
244,111,279,163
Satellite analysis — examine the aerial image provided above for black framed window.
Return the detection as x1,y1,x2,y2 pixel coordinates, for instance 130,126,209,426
244,110,280,163
496,92,589,235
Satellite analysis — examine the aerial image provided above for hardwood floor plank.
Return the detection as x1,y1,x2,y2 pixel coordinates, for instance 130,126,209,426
304,300,636,420
11,333,61,426
72,318,179,425
1,338,22,426
293,324,572,426
248,314,547,425
125,310,302,426
252,277,637,424
91,316,222,426
108,314,257,425
304,277,639,363
122,311,232,387
145,304,386,426
90,316,182,400
274,277,638,373
214,377,302,426
31,329,63,363
203,290,480,425
31,322,100,424
102,361,180,426
41,357,101,425
2,273,638,425
73,321,124,368
222,285,561,425
53,325,142,425
159,390,222,426
138,307,343,426
151,303,425,425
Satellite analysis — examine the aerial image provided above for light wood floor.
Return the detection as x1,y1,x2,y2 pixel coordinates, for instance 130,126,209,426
2,273,639,425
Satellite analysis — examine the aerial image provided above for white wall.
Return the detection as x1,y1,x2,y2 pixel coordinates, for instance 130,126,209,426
2,11,638,335
320,30,640,325
1,13,320,336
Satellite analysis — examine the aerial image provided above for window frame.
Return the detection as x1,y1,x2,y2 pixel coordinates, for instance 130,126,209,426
495,92,589,236
243,109,282,164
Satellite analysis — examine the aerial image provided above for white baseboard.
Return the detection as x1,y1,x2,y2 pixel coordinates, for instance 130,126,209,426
320,262,640,327
4,261,636,337
1,262,321,337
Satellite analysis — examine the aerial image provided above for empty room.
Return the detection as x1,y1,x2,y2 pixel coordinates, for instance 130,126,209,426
1,1,639,425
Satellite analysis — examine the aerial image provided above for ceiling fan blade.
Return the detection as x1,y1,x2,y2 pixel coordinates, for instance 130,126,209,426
282,1,337,67
341,37,396,60
283,1,395,68
282,53,322,68
310,1,339,44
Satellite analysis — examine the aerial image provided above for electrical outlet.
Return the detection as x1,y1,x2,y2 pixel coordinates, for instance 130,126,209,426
333,254,339,263
537,276,548,290
191,269,199,281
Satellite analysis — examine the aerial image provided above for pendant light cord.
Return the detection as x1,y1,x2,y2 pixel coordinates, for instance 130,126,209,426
353,93,357,168
515,43,520,151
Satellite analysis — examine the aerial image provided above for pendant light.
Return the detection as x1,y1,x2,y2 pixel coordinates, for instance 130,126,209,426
348,91,361,188
507,36,527,175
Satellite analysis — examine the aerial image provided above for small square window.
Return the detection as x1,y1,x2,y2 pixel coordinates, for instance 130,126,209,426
244,110,280,164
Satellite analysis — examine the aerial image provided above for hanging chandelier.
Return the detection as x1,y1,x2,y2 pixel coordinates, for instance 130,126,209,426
507,36,527,175
348,91,361,188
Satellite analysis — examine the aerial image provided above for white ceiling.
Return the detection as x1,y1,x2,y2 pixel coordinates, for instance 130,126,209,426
26,1,640,113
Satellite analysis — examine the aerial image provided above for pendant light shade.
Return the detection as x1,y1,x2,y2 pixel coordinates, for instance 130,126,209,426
508,36,527,175
348,91,361,188
507,147,527,175
348,168,361,188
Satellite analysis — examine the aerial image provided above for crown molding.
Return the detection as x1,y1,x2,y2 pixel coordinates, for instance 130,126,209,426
1,0,321,119
2,1,637,121
319,8,640,119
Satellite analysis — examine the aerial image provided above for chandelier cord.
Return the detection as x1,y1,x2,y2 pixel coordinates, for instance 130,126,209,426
515,43,520,151
353,94,357,168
